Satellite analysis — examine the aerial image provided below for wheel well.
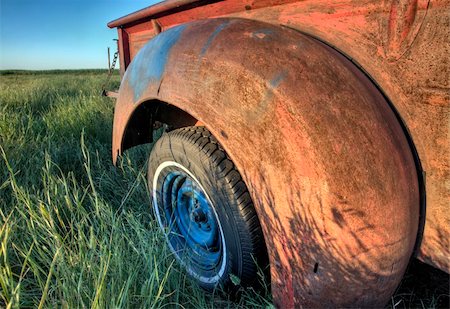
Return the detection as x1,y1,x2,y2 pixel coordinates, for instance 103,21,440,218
121,99,199,152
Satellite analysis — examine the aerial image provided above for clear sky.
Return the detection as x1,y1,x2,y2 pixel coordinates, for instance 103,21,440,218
0,0,161,70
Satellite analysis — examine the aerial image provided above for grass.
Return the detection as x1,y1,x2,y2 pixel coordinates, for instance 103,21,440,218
0,71,448,308
389,259,449,309
0,71,271,308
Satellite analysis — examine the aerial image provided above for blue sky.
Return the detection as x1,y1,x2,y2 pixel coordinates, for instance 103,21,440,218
0,0,161,70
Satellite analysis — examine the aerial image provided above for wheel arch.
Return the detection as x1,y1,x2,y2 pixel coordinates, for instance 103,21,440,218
118,99,199,156
297,29,427,258
113,17,422,307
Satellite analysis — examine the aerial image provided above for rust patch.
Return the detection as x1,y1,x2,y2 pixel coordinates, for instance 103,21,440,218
381,0,430,61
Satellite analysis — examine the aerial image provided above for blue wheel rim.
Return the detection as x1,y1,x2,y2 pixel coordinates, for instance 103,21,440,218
153,163,225,282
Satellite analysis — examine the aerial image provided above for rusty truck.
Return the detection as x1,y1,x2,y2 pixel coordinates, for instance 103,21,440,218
105,0,449,307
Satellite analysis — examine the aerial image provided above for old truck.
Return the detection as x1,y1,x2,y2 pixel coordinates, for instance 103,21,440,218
106,0,449,307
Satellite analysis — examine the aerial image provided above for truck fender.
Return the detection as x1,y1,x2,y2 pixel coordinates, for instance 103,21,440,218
113,18,419,307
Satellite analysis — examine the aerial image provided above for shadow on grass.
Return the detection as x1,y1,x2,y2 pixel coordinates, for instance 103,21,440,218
389,259,449,309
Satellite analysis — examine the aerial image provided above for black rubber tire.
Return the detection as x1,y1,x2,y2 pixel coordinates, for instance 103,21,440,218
148,126,269,291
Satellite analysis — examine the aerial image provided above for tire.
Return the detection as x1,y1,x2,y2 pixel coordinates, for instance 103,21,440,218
148,126,269,291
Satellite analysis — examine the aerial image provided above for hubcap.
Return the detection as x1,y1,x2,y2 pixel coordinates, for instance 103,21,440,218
153,161,226,283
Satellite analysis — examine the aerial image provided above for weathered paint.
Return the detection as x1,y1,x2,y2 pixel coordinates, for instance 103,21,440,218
127,25,186,101
270,72,287,88
109,0,449,279
111,18,422,307
251,28,275,40
200,21,230,57
385,0,430,60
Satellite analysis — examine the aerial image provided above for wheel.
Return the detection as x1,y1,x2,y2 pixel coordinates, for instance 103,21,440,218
148,126,268,290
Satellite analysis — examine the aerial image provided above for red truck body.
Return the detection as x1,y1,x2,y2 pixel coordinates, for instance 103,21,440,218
108,0,449,307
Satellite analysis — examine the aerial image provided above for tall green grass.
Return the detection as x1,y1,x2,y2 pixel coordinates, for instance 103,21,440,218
0,72,271,308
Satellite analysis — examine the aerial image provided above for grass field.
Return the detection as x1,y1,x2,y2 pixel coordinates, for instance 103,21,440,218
0,71,448,308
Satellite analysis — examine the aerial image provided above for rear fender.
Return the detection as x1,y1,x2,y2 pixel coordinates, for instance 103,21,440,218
113,18,419,307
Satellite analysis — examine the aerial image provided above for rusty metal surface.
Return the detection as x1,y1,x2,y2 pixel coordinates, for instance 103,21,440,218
223,0,449,276
112,18,421,307
108,0,207,28
111,0,450,277
117,28,130,77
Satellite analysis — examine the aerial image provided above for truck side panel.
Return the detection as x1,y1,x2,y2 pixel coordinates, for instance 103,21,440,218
111,0,450,273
